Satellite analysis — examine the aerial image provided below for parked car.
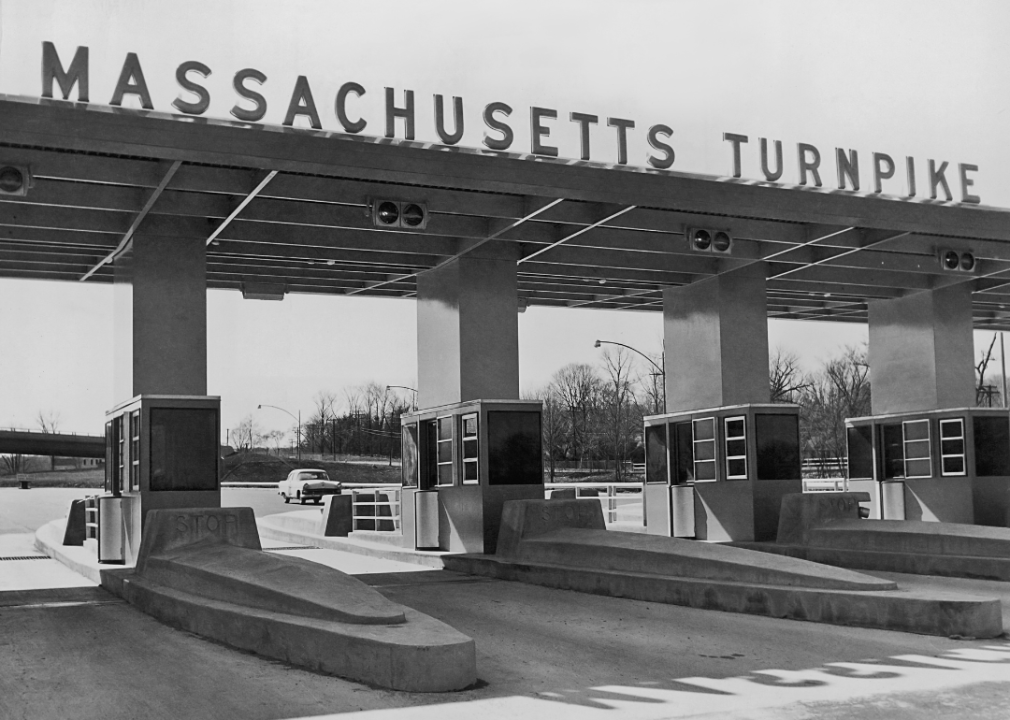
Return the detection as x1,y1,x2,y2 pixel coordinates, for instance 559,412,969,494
278,468,342,504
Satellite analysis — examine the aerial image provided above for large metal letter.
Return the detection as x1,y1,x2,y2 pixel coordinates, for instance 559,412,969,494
172,61,211,116
41,42,89,102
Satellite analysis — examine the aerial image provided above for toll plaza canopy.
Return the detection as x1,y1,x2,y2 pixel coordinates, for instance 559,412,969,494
4,95,1010,329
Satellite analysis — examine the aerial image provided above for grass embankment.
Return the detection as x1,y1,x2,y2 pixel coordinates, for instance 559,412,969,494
221,451,402,485
0,468,105,488
0,453,402,488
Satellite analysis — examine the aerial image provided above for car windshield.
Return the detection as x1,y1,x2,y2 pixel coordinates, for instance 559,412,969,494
299,472,329,481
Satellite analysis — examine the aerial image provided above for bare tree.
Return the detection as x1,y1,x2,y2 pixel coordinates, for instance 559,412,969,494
552,363,603,467
37,409,61,470
769,350,809,403
525,386,564,481
798,346,871,473
600,348,638,481
976,333,1001,406
231,414,264,450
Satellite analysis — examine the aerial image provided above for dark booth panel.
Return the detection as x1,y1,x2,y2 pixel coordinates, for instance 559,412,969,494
974,415,1010,477
401,423,419,487
673,422,693,484
755,414,801,480
846,425,874,479
149,408,218,492
645,424,667,484
487,411,542,485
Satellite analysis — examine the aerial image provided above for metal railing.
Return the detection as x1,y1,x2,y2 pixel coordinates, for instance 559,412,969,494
348,485,401,532
544,482,643,524
802,477,850,493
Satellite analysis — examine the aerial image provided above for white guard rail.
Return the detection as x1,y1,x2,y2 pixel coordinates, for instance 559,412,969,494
346,484,401,532
544,482,643,524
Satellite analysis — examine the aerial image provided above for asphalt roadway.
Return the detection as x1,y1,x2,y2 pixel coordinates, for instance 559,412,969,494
2,487,1010,719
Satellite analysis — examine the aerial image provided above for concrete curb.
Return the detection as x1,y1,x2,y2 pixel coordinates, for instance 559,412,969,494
258,512,448,569
736,541,1010,582
443,553,1004,638
34,519,109,584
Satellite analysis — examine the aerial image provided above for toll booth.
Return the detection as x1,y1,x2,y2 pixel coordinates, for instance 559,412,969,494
101,395,221,563
643,403,802,542
399,399,544,553
846,408,1010,526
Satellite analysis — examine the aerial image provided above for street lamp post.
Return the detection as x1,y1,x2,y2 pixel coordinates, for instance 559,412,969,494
386,385,418,411
257,404,302,462
594,339,666,413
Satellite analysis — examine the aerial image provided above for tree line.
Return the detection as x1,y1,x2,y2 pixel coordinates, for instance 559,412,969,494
228,334,1009,475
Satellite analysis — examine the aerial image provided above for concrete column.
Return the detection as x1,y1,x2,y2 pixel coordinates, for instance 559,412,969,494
868,283,974,414
416,242,519,408
113,233,207,401
663,263,770,412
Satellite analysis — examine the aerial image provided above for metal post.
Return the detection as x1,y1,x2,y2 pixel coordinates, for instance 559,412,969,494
1002,332,1007,408
297,410,301,462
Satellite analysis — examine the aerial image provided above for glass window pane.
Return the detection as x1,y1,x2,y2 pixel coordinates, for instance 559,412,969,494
941,438,964,456
437,417,453,441
882,424,904,479
487,411,542,485
726,419,744,437
942,457,965,475
694,441,715,461
463,440,478,460
727,439,746,457
940,420,963,439
438,441,452,463
727,459,746,478
846,425,873,480
149,408,218,492
903,420,929,441
906,458,931,478
462,414,478,437
401,424,419,487
904,439,930,460
438,464,453,485
464,462,478,481
693,418,715,441
695,460,716,481
756,414,801,480
674,422,693,484
974,416,1010,476
645,424,668,484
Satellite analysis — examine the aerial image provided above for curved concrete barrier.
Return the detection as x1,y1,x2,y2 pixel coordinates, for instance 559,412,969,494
445,499,1004,638
109,508,476,692
786,519,1010,580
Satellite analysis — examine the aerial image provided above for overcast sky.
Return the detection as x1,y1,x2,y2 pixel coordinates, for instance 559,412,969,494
0,0,1007,437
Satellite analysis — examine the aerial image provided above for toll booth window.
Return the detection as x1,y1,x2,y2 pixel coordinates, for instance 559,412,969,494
974,416,1010,476
881,423,904,479
724,417,747,480
645,424,668,484
902,419,932,478
423,419,437,489
116,415,126,494
673,422,693,484
461,413,479,484
939,418,966,476
692,417,717,482
846,425,874,480
129,410,141,491
487,411,542,485
756,414,801,480
149,408,218,492
401,423,419,487
436,416,454,486
104,420,118,494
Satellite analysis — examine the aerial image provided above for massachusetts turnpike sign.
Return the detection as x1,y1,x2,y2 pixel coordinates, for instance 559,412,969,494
40,41,982,205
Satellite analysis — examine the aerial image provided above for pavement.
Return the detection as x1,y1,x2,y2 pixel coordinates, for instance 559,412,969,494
2,487,1010,719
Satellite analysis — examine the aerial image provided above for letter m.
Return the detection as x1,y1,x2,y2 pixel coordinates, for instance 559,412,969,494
41,42,89,102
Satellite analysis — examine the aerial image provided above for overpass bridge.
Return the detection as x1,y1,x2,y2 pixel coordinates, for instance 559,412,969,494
0,430,105,458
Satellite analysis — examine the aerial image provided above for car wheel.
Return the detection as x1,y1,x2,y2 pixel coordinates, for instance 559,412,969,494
298,492,305,505
314,499,321,505
283,493,289,504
